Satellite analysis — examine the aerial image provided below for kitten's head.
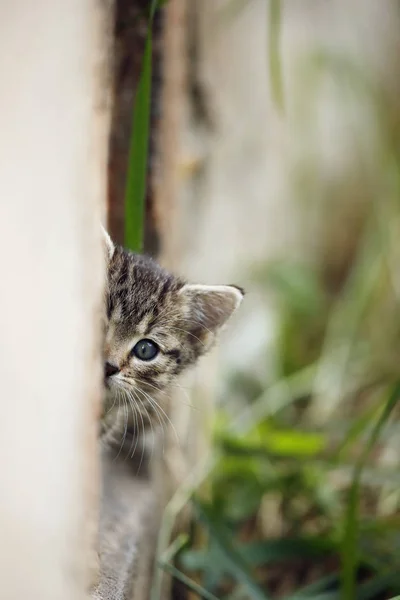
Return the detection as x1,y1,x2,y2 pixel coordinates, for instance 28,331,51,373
101,229,244,437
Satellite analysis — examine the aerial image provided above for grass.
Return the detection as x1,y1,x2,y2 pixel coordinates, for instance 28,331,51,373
156,245,400,597
124,0,165,253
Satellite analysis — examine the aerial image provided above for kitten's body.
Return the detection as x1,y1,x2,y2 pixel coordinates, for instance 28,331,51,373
93,231,243,599
102,230,243,447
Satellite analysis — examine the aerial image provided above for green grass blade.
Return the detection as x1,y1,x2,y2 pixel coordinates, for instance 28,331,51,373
124,0,163,252
158,561,221,600
158,533,220,600
124,33,152,253
238,537,335,565
230,364,316,435
285,594,338,600
334,402,383,462
160,533,188,563
283,573,339,599
341,383,400,600
182,536,335,573
195,502,269,600
219,428,326,459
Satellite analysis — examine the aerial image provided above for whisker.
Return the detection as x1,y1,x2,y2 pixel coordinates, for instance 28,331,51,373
105,389,117,415
134,386,166,455
119,383,148,471
137,386,180,447
133,389,149,471
131,388,156,465
114,386,129,460
123,387,141,460
133,377,199,412
170,381,200,411
116,382,142,463
109,389,122,456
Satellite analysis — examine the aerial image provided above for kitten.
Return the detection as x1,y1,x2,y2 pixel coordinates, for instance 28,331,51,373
101,228,244,447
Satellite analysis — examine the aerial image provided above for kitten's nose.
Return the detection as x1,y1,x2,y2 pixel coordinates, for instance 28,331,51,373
105,362,119,378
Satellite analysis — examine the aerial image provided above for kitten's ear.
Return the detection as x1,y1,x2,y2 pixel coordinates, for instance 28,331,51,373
179,283,244,348
101,225,115,262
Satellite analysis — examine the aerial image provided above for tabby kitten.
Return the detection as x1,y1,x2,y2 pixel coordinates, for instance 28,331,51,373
101,229,244,445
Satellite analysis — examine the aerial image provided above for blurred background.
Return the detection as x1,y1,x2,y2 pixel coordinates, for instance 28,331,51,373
108,1,400,598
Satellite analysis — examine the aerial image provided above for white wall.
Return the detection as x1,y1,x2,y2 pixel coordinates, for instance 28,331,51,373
0,1,111,597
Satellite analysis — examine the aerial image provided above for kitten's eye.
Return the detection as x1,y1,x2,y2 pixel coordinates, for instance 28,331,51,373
131,339,159,361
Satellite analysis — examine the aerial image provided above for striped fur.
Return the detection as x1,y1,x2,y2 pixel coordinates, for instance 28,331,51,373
101,231,244,445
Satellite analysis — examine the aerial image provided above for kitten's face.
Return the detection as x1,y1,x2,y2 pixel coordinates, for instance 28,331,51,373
101,229,243,440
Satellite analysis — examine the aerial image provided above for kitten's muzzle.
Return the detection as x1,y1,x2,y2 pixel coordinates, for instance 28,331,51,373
105,361,120,378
